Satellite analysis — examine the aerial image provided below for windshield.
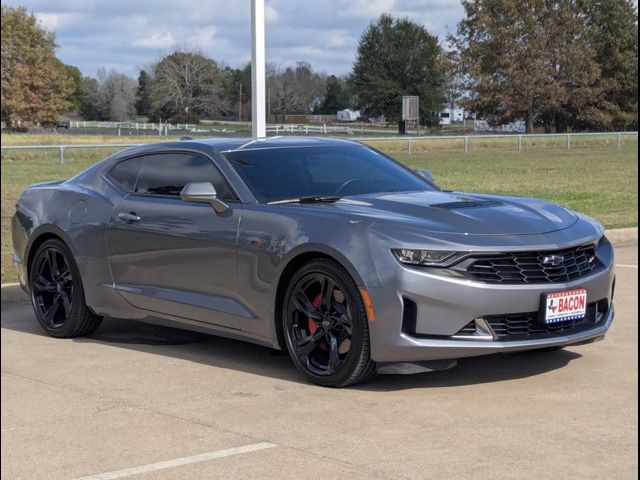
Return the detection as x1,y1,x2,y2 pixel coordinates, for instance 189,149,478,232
224,145,435,203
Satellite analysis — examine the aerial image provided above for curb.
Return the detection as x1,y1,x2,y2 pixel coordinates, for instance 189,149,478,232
606,227,638,246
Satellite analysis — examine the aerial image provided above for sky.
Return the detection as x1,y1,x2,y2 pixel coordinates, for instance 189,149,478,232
4,0,465,78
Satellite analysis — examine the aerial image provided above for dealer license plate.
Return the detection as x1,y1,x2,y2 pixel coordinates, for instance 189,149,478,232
544,289,587,324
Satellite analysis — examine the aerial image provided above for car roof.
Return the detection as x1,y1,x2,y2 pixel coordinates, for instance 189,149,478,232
176,136,359,153
100,136,363,172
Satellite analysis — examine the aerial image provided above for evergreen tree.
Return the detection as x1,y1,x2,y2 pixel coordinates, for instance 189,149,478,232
581,0,638,130
135,70,152,117
351,15,445,124
452,0,637,132
316,75,349,114
60,64,84,114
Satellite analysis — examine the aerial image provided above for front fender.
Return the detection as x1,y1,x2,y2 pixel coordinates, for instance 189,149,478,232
276,242,380,290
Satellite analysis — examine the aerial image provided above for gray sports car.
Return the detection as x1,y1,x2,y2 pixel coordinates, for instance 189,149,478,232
12,137,615,387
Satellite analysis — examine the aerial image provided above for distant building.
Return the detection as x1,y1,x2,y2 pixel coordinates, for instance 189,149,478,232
473,119,526,133
501,120,526,133
439,107,465,125
336,109,361,122
474,120,491,132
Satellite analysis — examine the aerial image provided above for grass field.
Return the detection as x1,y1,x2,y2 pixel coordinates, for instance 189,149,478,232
1,133,637,283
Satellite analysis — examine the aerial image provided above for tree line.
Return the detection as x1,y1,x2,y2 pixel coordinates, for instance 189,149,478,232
1,2,637,133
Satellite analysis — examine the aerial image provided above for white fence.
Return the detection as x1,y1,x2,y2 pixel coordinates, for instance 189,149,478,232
67,120,381,136
69,120,197,131
1,131,637,164
67,121,238,136
267,124,355,135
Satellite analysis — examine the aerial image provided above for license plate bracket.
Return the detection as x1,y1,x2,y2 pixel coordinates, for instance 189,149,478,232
540,289,588,325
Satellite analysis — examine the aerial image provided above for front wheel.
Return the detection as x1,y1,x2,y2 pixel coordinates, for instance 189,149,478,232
29,238,102,338
283,259,376,387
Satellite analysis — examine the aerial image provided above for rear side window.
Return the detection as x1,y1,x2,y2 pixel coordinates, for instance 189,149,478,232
134,153,235,200
108,157,142,191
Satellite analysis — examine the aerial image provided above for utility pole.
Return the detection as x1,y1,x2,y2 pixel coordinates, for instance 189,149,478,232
251,0,266,138
267,86,271,118
238,82,243,123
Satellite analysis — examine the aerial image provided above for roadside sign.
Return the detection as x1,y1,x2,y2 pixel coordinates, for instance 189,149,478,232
402,96,419,121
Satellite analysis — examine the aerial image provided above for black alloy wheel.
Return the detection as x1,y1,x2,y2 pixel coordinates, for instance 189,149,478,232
31,245,73,329
283,259,376,387
29,239,102,338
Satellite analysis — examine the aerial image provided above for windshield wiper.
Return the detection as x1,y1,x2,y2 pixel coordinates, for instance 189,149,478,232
269,195,343,205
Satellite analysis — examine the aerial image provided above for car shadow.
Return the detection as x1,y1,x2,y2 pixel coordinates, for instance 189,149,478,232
356,349,582,391
2,301,582,391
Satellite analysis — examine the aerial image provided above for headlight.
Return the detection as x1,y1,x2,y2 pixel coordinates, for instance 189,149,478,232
598,235,610,247
391,249,464,267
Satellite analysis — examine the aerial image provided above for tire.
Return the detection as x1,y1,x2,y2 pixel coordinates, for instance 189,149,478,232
29,238,102,338
282,259,376,387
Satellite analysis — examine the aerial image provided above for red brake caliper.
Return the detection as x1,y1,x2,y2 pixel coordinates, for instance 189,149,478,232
308,293,322,335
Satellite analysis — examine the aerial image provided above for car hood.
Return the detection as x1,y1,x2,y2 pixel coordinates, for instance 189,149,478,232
334,191,578,235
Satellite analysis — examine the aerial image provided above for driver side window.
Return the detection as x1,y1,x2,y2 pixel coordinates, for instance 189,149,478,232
132,153,235,200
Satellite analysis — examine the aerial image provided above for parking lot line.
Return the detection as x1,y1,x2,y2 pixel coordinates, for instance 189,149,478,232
616,264,638,268
74,442,278,480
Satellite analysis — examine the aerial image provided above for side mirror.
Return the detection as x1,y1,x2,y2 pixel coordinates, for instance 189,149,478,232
180,182,229,214
416,169,435,182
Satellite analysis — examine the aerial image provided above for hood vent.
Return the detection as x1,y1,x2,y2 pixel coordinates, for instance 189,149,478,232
432,200,503,210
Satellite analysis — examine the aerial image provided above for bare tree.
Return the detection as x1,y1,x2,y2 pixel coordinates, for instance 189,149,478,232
267,62,325,118
268,65,303,118
149,47,226,122
92,68,137,121
439,48,466,111
293,61,326,112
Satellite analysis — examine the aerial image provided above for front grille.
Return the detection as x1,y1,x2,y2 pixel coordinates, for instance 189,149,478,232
466,244,600,284
456,322,478,335
482,299,608,341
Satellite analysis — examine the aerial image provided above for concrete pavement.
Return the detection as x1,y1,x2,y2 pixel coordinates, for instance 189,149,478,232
1,244,637,480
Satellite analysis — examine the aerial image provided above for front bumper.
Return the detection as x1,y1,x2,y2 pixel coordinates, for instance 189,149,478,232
366,243,615,363
371,304,613,363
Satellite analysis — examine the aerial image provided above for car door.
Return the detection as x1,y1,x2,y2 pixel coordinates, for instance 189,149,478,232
106,151,254,330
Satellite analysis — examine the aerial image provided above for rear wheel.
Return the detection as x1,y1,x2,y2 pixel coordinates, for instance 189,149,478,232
283,259,376,387
29,239,102,338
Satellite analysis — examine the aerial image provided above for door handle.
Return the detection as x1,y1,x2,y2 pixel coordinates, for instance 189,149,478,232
117,212,141,223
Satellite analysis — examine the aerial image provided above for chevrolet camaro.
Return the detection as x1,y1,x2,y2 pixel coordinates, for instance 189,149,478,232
12,137,615,387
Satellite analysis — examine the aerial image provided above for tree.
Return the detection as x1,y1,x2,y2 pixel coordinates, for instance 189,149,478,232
451,0,607,133
351,15,445,124
267,62,325,118
581,0,638,130
90,68,137,121
316,75,350,114
79,76,101,120
267,64,302,118
222,63,251,120
135,70,152,118
149,49,227,123
60,64,85,114
1,6,72,129
438,49,465,112
291,61,326,113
